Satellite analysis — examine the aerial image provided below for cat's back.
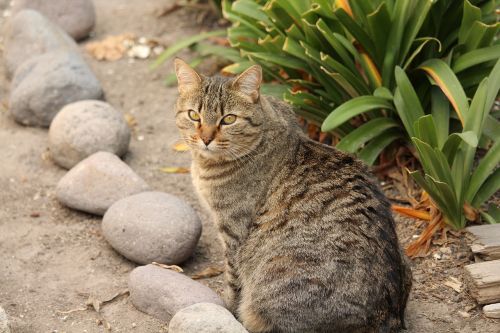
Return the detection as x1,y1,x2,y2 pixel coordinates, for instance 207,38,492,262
239,140,409,332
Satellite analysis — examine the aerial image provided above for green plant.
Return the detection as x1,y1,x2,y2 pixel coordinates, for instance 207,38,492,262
221,0,499,164
155,0,499,228
394,58,500,229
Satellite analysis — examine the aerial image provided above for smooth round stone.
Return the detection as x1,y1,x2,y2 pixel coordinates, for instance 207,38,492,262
128,265,224,321
11,0,95,40
3,9,77,77
56,152,150,215
169,303,248,333
9,50,103,127
49,100,131,169
102,191,202,265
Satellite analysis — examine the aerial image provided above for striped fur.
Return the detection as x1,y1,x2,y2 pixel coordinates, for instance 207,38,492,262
174,63,411,333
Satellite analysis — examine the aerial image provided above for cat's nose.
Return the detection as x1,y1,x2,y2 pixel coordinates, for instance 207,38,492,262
198,126,216,146
201,136,214,146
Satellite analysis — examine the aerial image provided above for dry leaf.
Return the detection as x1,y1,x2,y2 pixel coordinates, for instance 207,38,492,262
152,262,184,273
392,205,431,221
463,202,479,221
458,310,470,318
444,277,462,293
124,113,138,129
85,33,136,61
172,142,190,152
191,266,224,280
159,167,190,174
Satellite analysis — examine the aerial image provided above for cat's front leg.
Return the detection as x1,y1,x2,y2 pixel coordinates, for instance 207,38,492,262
223,255,241,313
215,212,253,314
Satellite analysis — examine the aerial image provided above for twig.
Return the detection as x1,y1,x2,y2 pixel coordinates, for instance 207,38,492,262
56,307,88,315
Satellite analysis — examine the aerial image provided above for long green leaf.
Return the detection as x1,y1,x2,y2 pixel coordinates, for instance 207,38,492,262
366,2,391,63
321,96,394,132
466,140,500,202
472,168,500,207
151,30,226,69
334,8,378,63
381,0,410,87
452,44,500,73
231,0,270,23
393,67,425,137
430,87,450,148
336,118,399,153
458,0,482,44
419,59,469,127
399,0,433,64
442,131,478,165
358,128,402,165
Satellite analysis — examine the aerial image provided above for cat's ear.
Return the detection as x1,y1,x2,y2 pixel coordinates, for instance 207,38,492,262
174,58,201,94
232,65,262,103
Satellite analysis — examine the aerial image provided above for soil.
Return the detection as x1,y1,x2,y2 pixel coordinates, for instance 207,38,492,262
0,1,498,332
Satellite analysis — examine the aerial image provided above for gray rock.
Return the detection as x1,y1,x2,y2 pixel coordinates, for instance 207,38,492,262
11,0,95,40
0,306,10,333
483,303,500,319
169,303,248,333
3,9,78,77
56,152,149,215
129,265,224,321
102,192,201,265
49,100,131,169
9,50,103,127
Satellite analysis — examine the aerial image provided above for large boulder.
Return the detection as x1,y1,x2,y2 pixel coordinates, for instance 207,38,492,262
128,265,224,321
9,50,103,127
56,152,150,215
2,9,77,77
169,303,248,333
102,191,202,265
11,0,95,40
49,100,131,169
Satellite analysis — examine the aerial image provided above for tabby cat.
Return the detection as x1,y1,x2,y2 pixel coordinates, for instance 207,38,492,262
174,59,412,333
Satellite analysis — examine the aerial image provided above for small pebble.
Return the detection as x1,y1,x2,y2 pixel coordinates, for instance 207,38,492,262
0,306,9,333
483,303,500,319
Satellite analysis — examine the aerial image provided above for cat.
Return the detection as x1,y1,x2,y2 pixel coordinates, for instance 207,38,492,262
174,58,412,333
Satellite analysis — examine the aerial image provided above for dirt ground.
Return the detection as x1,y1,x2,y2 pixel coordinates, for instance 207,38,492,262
0,1,498,332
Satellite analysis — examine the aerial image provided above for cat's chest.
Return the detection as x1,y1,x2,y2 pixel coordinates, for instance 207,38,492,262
192,161,263,216
191,162,239,205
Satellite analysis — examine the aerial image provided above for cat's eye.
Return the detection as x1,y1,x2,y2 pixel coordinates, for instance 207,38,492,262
188,110,200,122
221,114,237,125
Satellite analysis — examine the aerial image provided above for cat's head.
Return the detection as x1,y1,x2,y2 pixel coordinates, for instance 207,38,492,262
174,58,264,161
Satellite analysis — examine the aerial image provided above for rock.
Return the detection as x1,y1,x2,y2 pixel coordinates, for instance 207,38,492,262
128,265,224,321
102,192,201,265
11,0,95,40
56,152,149,215
9,50,103,127
0,306,10,333
483,303,500,319
49,100,131,169
3,9,78,77
169,303,248,333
